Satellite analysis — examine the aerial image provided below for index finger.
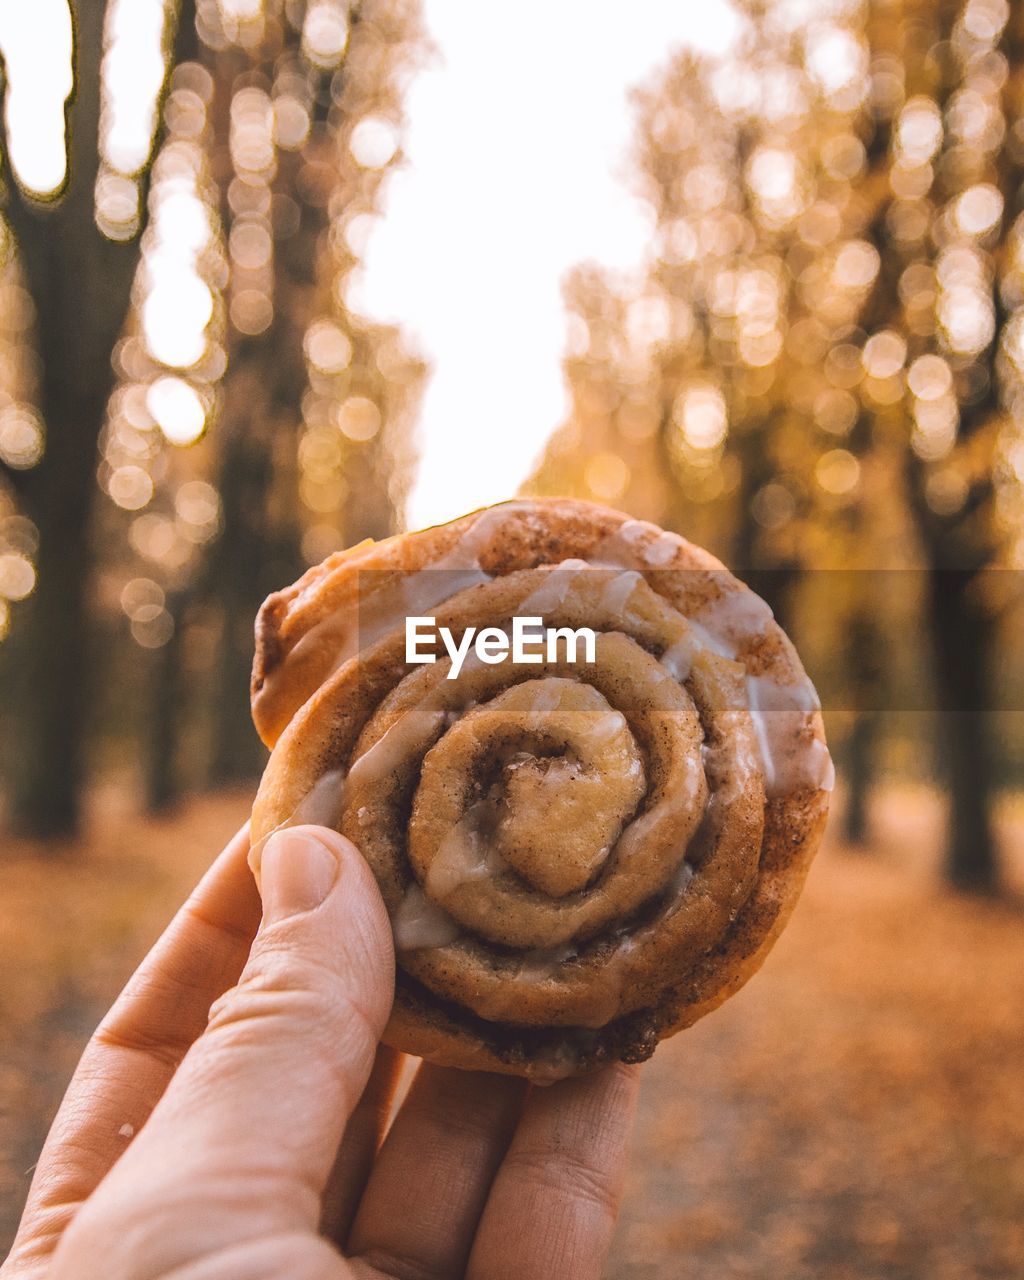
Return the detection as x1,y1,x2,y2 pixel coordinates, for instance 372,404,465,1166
5,824,261,1277
467,1063,641,1280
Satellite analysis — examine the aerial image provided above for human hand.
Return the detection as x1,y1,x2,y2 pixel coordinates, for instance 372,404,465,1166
3,824,640,1279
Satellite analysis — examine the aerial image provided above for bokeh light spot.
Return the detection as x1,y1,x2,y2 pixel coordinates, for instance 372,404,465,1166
350,117,399,169
907,354,953,401
955,184,1003,237
108,465,154,510
101,0,167,176
230,289,273,335
0,0,74,195
303,1,349,69
146,376,207,446
131,608,174,648
584,451,630,501
175,480,220,529
0,405,44,469
0,552,36,600
334,395,381,441
833,240,880,289
813,388,858,435
815,449,860,495
305,320,353,374
862,331,907,379
673,384,727,449
143,271,214,367
751,482,795,529
120,576,164,620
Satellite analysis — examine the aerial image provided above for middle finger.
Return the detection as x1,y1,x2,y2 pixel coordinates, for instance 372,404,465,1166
319,1044,407,1244
347,1063,526,1280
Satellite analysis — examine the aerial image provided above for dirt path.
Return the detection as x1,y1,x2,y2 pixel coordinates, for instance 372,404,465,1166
609,790,1024,1279
2,786,1023,1276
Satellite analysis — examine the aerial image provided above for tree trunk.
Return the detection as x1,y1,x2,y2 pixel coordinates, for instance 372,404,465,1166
843,711,879,845
2,0,188,838
199,31,340,781
926,568,998,891
143,591,191,814
731,415,801,634
207,399,290,783
841,610,883,846
5,407,102,836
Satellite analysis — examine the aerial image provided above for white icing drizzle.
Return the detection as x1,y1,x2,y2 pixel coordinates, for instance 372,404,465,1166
701,712,759,805
746,674,831,796
346,703,449,792
644,530,681,566
392,882,461,950
747,673,821,716
585,710,628,744
590,518,667,570
672,860,696,893
660,634,697,683
575,941,636,1028
694,589,774,646
686,619,736,660
516,941,578,978
434,500,535,570
616,519,653,544
397,567,491,620
250,768,347,872
600,568,643,616
811,739,836,792
290,767,346,827
425,802,508,898
517,563,588,617
528,1042,582,1084
526,680,564,729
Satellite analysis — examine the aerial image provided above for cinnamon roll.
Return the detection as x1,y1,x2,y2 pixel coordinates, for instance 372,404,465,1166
250,498,832,1081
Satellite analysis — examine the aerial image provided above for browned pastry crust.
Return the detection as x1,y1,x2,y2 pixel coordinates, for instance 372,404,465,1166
250,498,831,1081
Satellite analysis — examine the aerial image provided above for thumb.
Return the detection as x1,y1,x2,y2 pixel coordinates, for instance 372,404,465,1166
167,823,395,1191
59,826,395,1276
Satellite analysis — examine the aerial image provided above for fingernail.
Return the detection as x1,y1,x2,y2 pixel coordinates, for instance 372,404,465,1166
259,829,340,922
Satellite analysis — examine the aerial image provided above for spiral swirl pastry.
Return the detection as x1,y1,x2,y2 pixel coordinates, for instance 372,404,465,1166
250,498,832,1080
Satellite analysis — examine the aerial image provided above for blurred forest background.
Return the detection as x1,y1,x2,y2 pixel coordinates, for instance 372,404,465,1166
0,0,1022,890
1,1,1023,1276
0,0,428,833
0,0,1022,891
529,0,1024,894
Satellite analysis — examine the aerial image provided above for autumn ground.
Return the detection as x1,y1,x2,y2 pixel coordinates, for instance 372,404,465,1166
1,785,1023,1278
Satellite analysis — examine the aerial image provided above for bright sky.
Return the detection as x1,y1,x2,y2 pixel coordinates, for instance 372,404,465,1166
0,0,739,532
355,0,739,529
